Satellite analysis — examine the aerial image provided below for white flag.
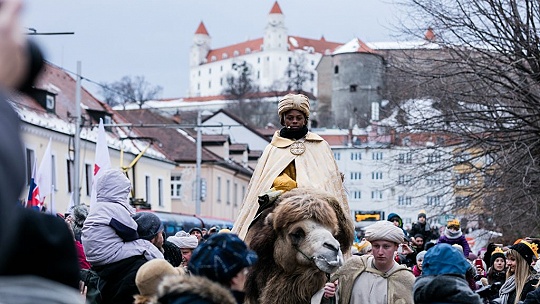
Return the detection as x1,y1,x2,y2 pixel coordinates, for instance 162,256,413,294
36,138,53,212
90,118,111,205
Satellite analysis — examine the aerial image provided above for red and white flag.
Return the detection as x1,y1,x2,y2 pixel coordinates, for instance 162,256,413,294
28,138,53,212
90,118,111,205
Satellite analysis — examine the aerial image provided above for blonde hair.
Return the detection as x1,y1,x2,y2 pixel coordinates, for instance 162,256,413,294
506,249,535,304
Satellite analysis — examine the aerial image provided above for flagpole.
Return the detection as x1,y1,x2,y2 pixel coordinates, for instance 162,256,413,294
73,61,82,206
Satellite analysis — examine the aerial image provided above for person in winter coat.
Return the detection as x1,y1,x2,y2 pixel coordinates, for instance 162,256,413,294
388,212,409,238
409,210,432,243
413,250,427,277
318,220,415,304
82,169,164,304
437,219,471,258
523,284,540,304
499,240,539,304
481,247,507,286
413,243,482,304
156,233,258,304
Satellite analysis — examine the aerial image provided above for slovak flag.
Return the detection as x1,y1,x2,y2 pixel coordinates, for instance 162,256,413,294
28,138,53,211
27,156,40,210
90,118,111,205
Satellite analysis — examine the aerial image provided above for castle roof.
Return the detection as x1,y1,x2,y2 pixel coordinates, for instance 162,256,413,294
333,38,375,55
205,35,342,63
195,21,209,35
269,1,283,14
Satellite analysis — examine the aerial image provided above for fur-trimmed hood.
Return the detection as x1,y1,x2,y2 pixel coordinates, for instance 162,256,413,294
156,274,237,304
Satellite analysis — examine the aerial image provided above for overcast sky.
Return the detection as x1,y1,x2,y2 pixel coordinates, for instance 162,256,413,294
22,0,406,99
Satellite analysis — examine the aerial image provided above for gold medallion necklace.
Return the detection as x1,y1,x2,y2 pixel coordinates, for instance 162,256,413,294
290,137,306,155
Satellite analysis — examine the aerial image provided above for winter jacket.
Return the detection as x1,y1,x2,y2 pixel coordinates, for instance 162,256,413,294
82,169,163,266
414,274,482,304
409,222,432,242
387,212,409,238
438,234,471,257
523,287,540,304
0,276,84,304
156,274,238,304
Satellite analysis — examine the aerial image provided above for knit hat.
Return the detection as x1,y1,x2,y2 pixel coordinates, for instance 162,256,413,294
188,233,258,285
135,259,183,296
277,94,310,122
189,227,203,235
418,210,427,219
167,231,198,249
447,219,460,229
364,220,404,244
423,244,470,276
509,240,538,265
133,212,164,240
416,250,427,262
71,204,88,228
489,247,506,267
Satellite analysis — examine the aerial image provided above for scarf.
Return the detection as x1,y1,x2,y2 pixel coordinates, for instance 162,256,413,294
444,227,462,239
499,275,515,304
279,125,308,140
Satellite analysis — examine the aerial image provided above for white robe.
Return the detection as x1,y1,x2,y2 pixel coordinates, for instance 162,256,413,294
232,131,349,240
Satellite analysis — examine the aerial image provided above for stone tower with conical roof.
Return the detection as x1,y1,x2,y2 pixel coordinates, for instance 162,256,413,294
190,21,211,67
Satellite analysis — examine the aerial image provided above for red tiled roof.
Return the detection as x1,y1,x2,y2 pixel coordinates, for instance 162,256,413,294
206,38,264,62
269,1,283,14
319,134,349,146
288,35,342,54
163,90,316,103
425,27,436,41
195,21,209,35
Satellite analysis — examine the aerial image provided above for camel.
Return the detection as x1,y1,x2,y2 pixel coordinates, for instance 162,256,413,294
244,188,355,304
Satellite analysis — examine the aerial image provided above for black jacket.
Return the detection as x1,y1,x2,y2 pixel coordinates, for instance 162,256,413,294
157,274,238,304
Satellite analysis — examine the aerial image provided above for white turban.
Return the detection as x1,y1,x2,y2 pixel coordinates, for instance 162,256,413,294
277,93,310,118
167,231,198,249
364,221,404,244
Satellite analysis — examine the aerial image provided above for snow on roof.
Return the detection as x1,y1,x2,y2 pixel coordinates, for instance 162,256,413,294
333,38,374,55
379,98,442,130
367,40,440,50
289,36,299,48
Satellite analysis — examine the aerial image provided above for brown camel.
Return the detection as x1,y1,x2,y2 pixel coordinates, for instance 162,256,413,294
244,188,355,304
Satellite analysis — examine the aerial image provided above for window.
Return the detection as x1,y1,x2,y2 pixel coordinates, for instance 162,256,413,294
197,83,200,90
398,196,412,206
350,172,362,180
456,151,471,163
257,57,261,63
310,73,315,81
66,159,74,192
427,152,441,163
198,70,201,76
234,183,238,207
46,94,55,110
352,191,361,199
217,177,221,203
334,65,339,74
455,174,471,186
350,152,361,160
85,164,92,196
226,180,231,205
257,71,260,79
426,175,442,186
211,56,216,61
233,50,239,57
145,176,151,204
267,56,270,62
371,190,383,200
398,175,412,185
208,68,212,74
398,152,412,164
455,196,471,208
26,148,35,185
311,60,315,66
288,57,292,63
222,53,228,59
334,152,341,160
220,65,223,72
427,195,442,206
245,48,251,54
372,172,383,180
158,178,163,207
350,85,357,92
372,152,383,160
171,175,182,198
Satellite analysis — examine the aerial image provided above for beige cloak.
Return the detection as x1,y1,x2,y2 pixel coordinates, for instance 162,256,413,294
232,130,349,240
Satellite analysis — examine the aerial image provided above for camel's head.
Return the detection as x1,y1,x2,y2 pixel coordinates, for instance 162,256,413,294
269,188,345,274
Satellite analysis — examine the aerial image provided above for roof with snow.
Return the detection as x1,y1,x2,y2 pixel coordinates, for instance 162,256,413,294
333,38,375,55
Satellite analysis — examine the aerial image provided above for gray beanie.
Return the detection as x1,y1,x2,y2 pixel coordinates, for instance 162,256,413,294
417,250,427,262
133,212,164,240
71,204,88,228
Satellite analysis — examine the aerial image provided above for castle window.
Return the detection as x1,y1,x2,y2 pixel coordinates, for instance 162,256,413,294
222,53,228,59
220,65,223,72
198,70,201,76
257,57,261,63
211,56,216,62
208,81,211,89
220,78,223,85
257,71,260,79
334,65,339,74
288,57,292,63
233,50,239,57
208,68,211,74
267,56,270,62
311,60,315,65
245,48,251,54
350,85,357,92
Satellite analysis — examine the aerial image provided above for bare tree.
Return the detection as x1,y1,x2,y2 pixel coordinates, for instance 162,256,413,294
101,76,162,109
385,0,540,241
284,52,312,92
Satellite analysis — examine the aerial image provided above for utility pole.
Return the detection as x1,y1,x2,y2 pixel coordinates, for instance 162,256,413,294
195,110,202,215
73,61,82,205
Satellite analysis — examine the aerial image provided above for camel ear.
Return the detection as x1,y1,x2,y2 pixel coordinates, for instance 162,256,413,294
264,212,275,226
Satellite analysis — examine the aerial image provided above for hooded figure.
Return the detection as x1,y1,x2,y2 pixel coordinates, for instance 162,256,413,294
233,94,350,241
414,243,482,304
388,212,409,238
82,169,163,265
